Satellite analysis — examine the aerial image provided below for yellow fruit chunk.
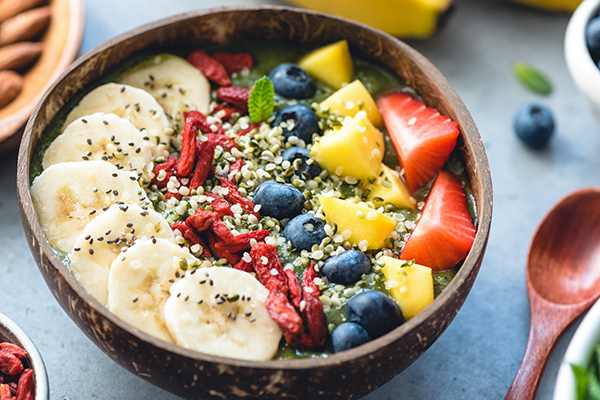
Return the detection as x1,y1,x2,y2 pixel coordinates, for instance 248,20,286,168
320,80,383,127
380,256,433,319
298,40,353,90
368,164,416,210
508,0,582,13
318,195,396,250
285,0,454,39
310,112,384,181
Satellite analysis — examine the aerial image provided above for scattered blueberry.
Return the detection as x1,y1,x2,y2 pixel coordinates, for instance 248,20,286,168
587,17,600,62
514,103,555,148
346,290,403,339
282,146,322,178
331,323,370,353
283,213,327,251
321,250,371,285
268,63,316,99
273,104,321,143
253,181,305,220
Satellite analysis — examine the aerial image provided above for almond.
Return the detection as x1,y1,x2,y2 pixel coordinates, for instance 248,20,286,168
0,6,51,46
0,70,23,109
0,0,45,23
0,41,43,70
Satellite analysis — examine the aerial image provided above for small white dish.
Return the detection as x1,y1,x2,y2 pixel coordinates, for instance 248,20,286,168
553,299,600,399
0,312,49,400
565,0,600,122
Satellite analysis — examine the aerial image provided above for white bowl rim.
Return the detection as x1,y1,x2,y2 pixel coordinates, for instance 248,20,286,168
0,312,49,400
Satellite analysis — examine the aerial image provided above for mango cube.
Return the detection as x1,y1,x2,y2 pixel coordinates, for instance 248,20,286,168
320,80,383,127
380,256,433,319
298,40,353,89
368,164,416,210
310,112,384,181
318,195,397,250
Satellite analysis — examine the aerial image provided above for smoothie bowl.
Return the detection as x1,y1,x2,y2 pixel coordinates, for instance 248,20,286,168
16,6,492,400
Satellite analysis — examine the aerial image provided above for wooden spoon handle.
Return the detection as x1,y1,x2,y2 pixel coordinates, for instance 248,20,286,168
504,318,560,400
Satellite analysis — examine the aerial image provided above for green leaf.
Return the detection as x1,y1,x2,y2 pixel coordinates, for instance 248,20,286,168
248,76,274,123
513,62,553,96
572,364,588,400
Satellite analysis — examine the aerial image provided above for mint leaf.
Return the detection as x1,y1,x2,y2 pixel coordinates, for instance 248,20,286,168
572,364,588,400
513,62,553,96
248,76,274,123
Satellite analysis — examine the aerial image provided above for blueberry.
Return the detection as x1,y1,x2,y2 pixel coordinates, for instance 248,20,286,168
253,181,305,220
514,103,555,148
273,104,321,143
331,322,370,353
321,250,371,285
587,17,600,61
268,63,316,99
283,213,327,251
282,146,322,178
346,290,403,339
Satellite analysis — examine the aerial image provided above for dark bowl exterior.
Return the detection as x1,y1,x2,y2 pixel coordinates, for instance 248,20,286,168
17,6,492,400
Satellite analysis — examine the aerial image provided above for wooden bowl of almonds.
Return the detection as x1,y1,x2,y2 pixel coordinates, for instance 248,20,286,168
17,6,492,400
0,0,83,153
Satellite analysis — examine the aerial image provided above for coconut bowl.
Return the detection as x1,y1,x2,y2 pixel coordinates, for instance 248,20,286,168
16,6,492,400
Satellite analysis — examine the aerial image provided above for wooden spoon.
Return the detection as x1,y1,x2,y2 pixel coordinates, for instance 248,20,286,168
505,188,600,400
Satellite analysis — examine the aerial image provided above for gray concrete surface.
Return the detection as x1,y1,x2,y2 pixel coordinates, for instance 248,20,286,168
1,0,594,398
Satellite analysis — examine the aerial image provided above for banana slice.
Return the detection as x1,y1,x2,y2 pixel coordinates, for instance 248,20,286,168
164,267,282,361
62,83,171,158
43,112,153,184
107,238,199,342
31,160,148,254
70,204,175,306
119,54,210,122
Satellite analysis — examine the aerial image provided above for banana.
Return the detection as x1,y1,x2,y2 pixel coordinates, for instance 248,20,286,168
70,204,175,306
107,238,200,342
119,54,211,123
43,112,153,184
62,83,172,158
163,266,282,361
30,160,148,254
285,0,454,38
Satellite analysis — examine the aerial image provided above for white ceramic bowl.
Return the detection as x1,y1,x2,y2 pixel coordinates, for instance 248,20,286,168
565,0,600,122
553,299,600,399
0,313,49,400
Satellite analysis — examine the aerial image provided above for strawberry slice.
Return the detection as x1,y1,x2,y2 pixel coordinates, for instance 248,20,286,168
377,91,460,192
400,171,476,271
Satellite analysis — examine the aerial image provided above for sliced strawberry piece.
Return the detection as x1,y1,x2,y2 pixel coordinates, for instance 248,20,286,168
377,91,460,192
400,171,476,271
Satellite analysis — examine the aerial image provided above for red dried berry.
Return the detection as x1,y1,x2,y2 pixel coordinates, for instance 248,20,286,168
212,52,253,74
188,49,231,86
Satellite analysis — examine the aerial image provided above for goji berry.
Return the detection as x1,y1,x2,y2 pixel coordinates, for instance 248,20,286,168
0,352,22,376
205,194,233,217
265,289,303,338
228,158,244,182
301,263,327,348
217,86,250,112
206,231,241,265
210,219,235,243
177,117,197,177
152,155,178,188
0,345,26,360
184,110,226,135
171,221,211,258
212,52,254,74
237,122,260,136
188,49,231,86
226,230,270,253
205,134,239,151
212,105,243,122
286,269,302,309
15,369,33,400
189,141,214,190
0,384,12,400
220,178,259,218
250,243,288,294
233,258,253,273
185,210,219,232
165,191,182,201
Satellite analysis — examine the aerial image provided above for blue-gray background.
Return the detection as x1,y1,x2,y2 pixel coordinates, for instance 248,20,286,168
2,0,595,398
